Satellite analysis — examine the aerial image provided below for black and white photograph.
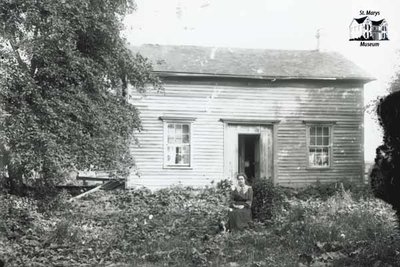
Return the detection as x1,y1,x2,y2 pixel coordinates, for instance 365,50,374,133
1,0,400,266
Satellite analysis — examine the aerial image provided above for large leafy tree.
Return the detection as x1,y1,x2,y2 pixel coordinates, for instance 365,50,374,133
0,0,160,193
370,72,400,222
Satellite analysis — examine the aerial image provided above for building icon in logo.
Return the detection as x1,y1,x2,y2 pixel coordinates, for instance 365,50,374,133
349,16,388,41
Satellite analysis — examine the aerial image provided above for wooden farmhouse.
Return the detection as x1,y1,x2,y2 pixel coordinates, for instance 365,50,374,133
126,44,373,189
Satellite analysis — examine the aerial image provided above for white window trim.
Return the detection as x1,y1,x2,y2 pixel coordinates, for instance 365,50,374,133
160,116,195,169
303,121,335,170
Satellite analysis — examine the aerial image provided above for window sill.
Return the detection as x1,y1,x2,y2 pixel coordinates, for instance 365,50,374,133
306,167,331,171
163,166,193,170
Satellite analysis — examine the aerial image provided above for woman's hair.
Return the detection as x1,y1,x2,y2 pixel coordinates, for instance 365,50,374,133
236,173,248,182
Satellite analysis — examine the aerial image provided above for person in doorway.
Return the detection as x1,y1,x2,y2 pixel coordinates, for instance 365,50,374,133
227,173,253,231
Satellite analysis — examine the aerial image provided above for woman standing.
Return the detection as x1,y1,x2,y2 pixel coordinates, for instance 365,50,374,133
227,173,253,231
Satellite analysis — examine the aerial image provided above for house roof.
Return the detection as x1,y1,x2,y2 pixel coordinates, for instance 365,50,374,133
132,44,374,82
354,16,368,24
372,19,385,26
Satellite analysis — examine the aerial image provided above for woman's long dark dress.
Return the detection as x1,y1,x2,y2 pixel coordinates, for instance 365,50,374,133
228,186,253,230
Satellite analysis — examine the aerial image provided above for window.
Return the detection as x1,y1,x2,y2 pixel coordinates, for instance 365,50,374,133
166,123,190,166
307,125,332,168
160,117,195,168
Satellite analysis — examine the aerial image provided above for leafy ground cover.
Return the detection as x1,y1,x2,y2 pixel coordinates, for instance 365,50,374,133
1,183,400,266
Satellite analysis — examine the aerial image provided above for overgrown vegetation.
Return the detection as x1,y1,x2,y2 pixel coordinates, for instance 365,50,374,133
1,182,399,266
0,0,161,194
251,178,287,221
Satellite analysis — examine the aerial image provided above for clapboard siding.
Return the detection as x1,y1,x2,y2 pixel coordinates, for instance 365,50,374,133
127,80,364,189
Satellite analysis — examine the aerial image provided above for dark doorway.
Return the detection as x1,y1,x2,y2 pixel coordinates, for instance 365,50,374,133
238,134,260,184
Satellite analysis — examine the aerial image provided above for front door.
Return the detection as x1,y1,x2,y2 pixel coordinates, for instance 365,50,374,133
238,134,260,184
224,124,273,182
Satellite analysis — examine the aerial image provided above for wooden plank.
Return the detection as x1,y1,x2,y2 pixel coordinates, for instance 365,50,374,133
69,185,102,202
259,127,268,179
238,135,245,174
254,136,260,179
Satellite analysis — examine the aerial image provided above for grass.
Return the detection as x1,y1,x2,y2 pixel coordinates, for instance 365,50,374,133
1,184,400,266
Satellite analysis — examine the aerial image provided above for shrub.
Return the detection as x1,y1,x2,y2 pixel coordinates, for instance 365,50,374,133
251,178,287,221
0,193,42,242
294,180,372,201
340,180,373,200
216,179,233,193
46,218,81,245
294,181,340,200
38,189,73,213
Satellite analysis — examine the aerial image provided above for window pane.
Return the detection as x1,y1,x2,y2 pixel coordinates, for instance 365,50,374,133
175,132,182,140
308,148,330,167
182,145,190,154
323,137,329,146
310,127,316,135
168,124,174,138
182,124,189,134
175,154,182,164
317,127,322,135
183,134,189,143
168,136,174,143
317,136,322,146
310,136,316,145
323,127,329,136
175,147,182,164
182,154,189,164
315,152,323,166
322,148,329,166
167,146,175,164
175,124,182,140
309,148,316,166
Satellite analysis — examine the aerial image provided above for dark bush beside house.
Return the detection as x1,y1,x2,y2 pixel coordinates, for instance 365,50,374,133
251,178,286,221
216,179,233,194
370,90,400,223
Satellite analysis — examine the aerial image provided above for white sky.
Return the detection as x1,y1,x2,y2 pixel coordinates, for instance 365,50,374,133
124,0,400,162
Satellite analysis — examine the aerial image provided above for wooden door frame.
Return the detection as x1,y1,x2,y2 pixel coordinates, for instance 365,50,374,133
221,119,280,185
